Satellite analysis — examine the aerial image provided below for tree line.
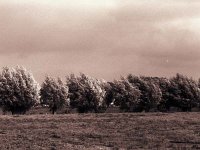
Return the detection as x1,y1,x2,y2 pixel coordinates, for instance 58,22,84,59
0,66,200,115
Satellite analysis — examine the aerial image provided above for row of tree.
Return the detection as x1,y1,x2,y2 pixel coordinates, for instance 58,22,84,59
0,66,200,115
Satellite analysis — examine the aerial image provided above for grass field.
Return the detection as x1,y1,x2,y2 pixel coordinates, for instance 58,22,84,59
0,113,200,149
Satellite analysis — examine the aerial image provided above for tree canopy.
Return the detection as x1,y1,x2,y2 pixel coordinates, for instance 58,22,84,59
0,66,39,114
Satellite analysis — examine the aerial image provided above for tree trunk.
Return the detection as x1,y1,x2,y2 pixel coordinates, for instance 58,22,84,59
52,109,55,114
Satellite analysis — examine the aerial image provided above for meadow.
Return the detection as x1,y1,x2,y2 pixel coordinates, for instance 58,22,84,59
0,112,200,149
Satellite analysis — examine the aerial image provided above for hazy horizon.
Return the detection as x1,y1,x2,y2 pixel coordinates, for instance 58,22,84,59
1,0,200,82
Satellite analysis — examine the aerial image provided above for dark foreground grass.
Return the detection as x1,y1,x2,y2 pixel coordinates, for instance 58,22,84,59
0,113,200,149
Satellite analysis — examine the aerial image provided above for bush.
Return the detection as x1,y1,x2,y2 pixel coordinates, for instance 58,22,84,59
40,76,69,114
0,66,40,114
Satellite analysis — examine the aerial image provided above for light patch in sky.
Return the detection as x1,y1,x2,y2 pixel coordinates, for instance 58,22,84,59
162,17,200,34
2,0,118,9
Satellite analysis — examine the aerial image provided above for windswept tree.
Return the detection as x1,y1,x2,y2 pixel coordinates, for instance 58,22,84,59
110,79,141,112
139,76,171,111
40,76,69,114
66,73,106,113
0,66,40,114
169,73,200,111
127,75,162,112
151,77,172,111
104,82,115,107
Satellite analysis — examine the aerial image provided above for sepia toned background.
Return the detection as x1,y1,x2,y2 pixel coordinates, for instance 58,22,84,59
0,0,200,82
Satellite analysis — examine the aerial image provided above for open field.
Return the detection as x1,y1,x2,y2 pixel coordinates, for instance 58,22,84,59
0,113,200,149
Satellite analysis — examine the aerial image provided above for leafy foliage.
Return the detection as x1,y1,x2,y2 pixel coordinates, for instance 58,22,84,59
168,74,200,111
150,77,172,111
0,66,40,114
127,75,162,112
0,65,199,114
40,76,69,114
66,73,106,113
110,79,141,112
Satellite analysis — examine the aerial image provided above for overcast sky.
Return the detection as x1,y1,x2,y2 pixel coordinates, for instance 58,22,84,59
0,0,200,82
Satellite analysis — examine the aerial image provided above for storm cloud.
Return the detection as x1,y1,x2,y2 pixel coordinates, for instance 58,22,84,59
0,0,200,82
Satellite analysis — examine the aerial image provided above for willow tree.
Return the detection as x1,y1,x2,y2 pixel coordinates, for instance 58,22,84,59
110,78,141,112
40,76,69,114
169,74,200,111
127,75,162,112
0,66,40,114
66,73,106,113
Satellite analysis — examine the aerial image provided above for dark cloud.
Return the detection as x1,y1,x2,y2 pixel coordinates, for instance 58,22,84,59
0,0,200,82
